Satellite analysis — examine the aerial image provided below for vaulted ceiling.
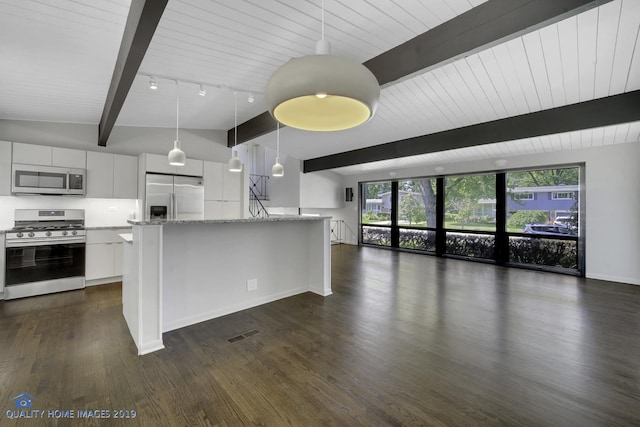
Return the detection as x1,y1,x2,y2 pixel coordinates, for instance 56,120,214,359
1,0,639,175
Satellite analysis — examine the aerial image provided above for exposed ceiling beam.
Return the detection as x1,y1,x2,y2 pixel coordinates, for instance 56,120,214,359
98,0,168,147
303,90,640,173
228,0,612,147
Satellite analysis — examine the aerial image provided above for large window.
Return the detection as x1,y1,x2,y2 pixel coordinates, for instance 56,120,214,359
397,179,436,252
359,165,584,276
444,174,496,260
361,181,392,246
445,174,496,232
507,167,580,270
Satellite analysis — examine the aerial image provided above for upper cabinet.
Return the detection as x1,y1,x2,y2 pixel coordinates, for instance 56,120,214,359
204,160,242,202
12,142,86,168
0,141,12,196
12,142,50,165
222,169,242,202
86,151,137,199
52,147,86,168
203,161,223,200
113,154,138,199
143,153,203,177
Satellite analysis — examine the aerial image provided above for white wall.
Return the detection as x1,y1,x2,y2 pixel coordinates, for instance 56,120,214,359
332,142,640,285
300,170,345,209
0,119,231,163
264,150,301,208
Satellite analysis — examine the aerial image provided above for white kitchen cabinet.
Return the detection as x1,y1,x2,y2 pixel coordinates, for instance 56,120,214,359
86,152,137,199
12,142,51,165
180,158,204,176
114,242,124,276
204,161,223,201
204,201,223,219
203,161,243,219
86,151,114,198
113,154,138,199
86,243,115,281
222,168,242,201
144,153,175,175
0,141,12,195
12,142,85,168
85,228,130,284
222,201,241,219
52,147,86,168
143,153,203,177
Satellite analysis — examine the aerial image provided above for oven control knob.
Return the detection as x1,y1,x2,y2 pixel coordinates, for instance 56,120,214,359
28,232,35,237
71,230,77,236
17,232,23,238
45,231,52,237
62,231,68,236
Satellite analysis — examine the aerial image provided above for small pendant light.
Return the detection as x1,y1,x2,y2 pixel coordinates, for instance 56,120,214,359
168,80,186,166
228,91,243,172
272,121,284,177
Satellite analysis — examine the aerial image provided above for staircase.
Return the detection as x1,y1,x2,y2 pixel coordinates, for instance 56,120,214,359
249,174,269,218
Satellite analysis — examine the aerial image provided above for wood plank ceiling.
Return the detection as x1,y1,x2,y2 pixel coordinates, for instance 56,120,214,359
0,0,638,175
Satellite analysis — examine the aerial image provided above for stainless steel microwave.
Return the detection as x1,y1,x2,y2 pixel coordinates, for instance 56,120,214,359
11,164,86,195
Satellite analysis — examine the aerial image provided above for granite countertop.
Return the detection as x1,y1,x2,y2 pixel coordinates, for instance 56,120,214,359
85,226,133,230
128,215,331,226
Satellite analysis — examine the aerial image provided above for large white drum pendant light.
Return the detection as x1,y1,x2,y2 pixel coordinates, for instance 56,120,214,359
265,2,379,132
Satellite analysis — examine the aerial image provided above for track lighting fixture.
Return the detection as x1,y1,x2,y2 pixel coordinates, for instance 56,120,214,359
228,91,243,173
139,73,260,101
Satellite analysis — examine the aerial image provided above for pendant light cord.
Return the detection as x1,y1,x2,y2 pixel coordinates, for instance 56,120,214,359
321,0,325,40
234,91,238,147
276,121,280,157
175,80,180,143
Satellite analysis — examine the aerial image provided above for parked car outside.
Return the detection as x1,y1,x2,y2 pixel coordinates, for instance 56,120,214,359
522,224,577,236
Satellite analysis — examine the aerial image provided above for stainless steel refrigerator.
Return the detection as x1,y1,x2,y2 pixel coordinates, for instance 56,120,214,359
145,173,204,220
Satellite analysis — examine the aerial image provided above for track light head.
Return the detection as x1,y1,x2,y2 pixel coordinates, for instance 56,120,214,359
149,77,158,90
248,93,255,103
199,84,206,96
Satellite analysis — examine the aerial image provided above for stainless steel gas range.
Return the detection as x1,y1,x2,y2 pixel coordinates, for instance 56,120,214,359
4,209,86,300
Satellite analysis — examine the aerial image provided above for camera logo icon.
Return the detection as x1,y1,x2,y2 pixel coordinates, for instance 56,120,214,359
12,392,34,409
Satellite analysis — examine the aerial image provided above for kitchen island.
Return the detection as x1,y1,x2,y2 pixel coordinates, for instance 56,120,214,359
121,216,332,355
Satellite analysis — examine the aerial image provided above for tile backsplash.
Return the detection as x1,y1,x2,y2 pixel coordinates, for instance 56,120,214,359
0,196,137,229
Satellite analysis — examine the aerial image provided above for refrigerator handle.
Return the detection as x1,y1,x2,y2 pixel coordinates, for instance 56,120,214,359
170,193,175,220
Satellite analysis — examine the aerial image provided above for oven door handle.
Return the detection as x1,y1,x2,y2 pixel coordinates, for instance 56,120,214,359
6,239,86,248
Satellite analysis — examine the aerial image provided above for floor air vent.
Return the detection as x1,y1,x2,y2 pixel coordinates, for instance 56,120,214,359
228,330,260,343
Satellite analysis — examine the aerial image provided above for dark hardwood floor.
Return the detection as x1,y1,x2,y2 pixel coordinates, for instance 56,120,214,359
1,244,639,426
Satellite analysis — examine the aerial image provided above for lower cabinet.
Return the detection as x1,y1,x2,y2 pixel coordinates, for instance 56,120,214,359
85,228,130,284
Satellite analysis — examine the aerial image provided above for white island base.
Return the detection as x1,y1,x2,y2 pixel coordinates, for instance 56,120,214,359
121,216,332,355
